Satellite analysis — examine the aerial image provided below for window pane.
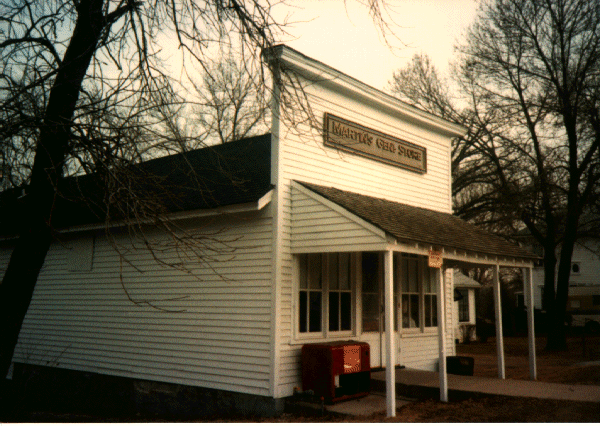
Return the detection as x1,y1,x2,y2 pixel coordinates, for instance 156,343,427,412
362,293,380,332
299,291,307,332
341,292,351,330
425,294,432,327
309,292,322,332
402,294,411,328
299,255,308,289
329,253,339,290
308,253,322,289
339,253,350,290
401,258,409,292
458,290,469,322
423,266,431,293
329,292,340,331
410,294,420,328
430,295,438,326
408,259,418,293
362,252,379,293
429,267,437,293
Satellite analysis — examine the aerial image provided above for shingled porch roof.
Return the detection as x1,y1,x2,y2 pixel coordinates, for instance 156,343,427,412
297,181,537,262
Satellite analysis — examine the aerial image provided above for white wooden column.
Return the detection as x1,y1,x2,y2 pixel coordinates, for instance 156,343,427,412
436,266,448,402
384,250,396,417
524,266,537,380
492,264,505,379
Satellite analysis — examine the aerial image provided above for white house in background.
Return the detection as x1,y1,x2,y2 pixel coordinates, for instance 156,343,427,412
519,237,600,333
453,271,481,343
1,45,538,417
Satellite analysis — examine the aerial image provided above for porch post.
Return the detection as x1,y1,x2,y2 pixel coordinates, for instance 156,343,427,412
524,266,537,380
384,250,396,417
436,266,448,402
493,264,505,379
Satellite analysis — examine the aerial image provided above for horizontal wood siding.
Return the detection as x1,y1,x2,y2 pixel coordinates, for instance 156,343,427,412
9,211,273,396
290,185,385,253
281,83,452,212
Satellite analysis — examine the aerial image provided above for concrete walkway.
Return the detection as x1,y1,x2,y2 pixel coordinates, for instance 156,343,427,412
371,368,600,402
289,368,600,418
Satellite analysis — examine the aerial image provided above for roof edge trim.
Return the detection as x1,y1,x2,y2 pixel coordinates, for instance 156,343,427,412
264,45,467,139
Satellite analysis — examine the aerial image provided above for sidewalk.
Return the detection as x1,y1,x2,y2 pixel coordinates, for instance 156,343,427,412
371,368,600,402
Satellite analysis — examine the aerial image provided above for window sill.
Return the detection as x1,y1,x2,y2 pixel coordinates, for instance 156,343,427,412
400,328,438,337
291,332,357,345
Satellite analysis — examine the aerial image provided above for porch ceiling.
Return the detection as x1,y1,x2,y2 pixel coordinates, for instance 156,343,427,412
297,181,538,265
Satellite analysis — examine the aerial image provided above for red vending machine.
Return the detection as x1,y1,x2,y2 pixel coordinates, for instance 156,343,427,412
301,340,370,403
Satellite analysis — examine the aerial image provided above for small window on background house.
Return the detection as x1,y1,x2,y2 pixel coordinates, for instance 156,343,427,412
593,295,600,306
572,262,581,274
457,289,469,322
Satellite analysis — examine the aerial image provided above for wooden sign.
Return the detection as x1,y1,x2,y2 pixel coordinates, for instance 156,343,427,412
324,113,427,173
428,250,443,268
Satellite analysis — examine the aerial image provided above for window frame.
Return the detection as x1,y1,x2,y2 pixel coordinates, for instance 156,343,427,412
457,289,470,323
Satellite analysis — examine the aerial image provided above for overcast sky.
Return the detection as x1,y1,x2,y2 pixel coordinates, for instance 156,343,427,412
276,0,480,91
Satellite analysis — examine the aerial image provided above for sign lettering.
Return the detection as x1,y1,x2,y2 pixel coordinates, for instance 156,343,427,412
324,113,427,173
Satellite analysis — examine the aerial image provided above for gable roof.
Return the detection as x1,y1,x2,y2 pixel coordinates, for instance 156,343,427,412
0,134,273,232
297,181,537,261
454,271,482,288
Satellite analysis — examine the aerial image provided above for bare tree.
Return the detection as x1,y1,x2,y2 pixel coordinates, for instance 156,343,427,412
392,0,600,350
0,0,396,380
460,0,600,350
0,0,286,380
189,47,269,145
388,54,525,235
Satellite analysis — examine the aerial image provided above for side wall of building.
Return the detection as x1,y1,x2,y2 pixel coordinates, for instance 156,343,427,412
6,210,274,397
531,238,600,310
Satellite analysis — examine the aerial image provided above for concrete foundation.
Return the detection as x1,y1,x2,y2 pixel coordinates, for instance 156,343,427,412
8,363,283,419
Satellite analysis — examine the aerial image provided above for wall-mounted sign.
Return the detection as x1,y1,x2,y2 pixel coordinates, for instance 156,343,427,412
428,249,443,269
324,113,427,173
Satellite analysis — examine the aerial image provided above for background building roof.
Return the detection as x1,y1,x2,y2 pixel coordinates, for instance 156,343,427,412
0,134,273,232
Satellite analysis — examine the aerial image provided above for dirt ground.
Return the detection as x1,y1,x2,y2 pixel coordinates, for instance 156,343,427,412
3,335,600,422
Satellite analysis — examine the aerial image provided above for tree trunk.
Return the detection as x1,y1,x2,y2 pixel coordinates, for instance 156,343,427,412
0,0,106,379
546,220,578,351
541,241,556,312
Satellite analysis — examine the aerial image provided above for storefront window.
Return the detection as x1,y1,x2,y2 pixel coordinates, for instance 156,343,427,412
423,264,438,327
298,253,354,335
362,252,381,332
328,253,352,331
401,255,420,329
400,254,438,330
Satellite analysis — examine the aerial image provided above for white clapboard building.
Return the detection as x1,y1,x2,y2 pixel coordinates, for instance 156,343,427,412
2,45,539,417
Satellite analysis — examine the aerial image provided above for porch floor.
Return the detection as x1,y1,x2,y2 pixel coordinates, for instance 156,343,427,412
371,367,600,402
